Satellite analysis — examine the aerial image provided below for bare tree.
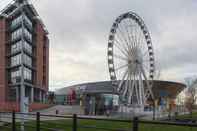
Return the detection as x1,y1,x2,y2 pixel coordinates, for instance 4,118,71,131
184,78,197,118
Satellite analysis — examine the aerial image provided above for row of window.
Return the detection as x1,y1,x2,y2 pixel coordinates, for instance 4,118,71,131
24,15,33,28
24,28,32,42
11,53,32,67
11,15,22,28
11,68,21,79
11,40,32,54
23,41,32,53
11,28,22,41
11,14,32,29
24,67,32,80
11,54,21,66
11,41,21,53
11,27,32,42
11,67,32,82
24,54,32,66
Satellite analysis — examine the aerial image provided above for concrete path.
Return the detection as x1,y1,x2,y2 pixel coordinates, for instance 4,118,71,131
36,105,83,115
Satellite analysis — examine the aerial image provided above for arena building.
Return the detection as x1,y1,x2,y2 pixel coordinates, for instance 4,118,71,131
55,80,186,115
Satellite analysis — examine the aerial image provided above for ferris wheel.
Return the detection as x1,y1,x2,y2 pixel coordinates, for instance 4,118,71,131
107,11,155,107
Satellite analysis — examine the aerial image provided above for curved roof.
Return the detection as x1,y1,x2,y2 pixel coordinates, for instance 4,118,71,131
55,80,186,99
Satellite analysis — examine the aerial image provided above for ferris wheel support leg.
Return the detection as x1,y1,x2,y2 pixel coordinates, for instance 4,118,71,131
128,74,136,104
141,72,146,107
134,82,140,105
123,75,129,97
140,65,154,100
117,69,128,92
138,73,143,106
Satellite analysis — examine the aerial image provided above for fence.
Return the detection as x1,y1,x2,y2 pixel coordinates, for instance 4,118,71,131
0,111,197,131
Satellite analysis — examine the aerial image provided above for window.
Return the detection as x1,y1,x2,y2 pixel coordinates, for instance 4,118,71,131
11,40,32,54
11,69,21,78
11,67,32,82
11,15,22,28
11,15,32,29
24,67,32,80
24,28,32,42
11,41,22,53
11,28,22,41
24,54,32,66
24,15,32,28
11,54,21,66
23,41,32,54
11,68,21,83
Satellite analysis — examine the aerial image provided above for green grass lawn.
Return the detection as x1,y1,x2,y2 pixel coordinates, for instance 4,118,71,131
175,112,197,119
1,119,131,131
1,118,197,131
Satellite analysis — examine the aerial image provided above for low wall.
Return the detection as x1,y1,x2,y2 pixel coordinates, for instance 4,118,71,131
0,102,20,112
29,103,52,112
0,102,51,112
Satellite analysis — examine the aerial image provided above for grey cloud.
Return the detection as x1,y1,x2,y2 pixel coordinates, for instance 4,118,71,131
15,0,197,89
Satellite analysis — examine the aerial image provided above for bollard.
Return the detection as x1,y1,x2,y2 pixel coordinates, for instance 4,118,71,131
133,117,138,131
12,111,16,131
56,110,59,115
36,112,40,131
73,114,77,131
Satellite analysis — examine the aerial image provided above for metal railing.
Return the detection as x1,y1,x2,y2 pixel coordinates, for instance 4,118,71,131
0,111,197,131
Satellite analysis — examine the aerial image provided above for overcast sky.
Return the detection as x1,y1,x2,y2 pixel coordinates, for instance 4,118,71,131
1,0,197,90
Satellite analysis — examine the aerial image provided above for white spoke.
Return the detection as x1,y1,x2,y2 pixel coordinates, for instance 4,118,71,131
135,27,141,48
143,59,150,63
122,20,134,53
114,40,128,57
129,31,137,53
124,21,138,61
114,54,128,61
142,63,149,70
129,20,138,48
117,68,128,92
115,32,130,55
117,25,130,51
118,22,131,50
142,50,149,57
115,64,128,71
137,29,143,47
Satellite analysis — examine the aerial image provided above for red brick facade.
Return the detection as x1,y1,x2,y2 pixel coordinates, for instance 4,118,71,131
0,18,7,102
35,22,49,92
44,36,49,90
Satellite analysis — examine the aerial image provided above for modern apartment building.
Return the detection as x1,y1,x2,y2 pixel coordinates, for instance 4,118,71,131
0,0,49,106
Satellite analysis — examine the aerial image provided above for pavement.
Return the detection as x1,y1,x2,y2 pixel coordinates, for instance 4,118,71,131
36,105,83,115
